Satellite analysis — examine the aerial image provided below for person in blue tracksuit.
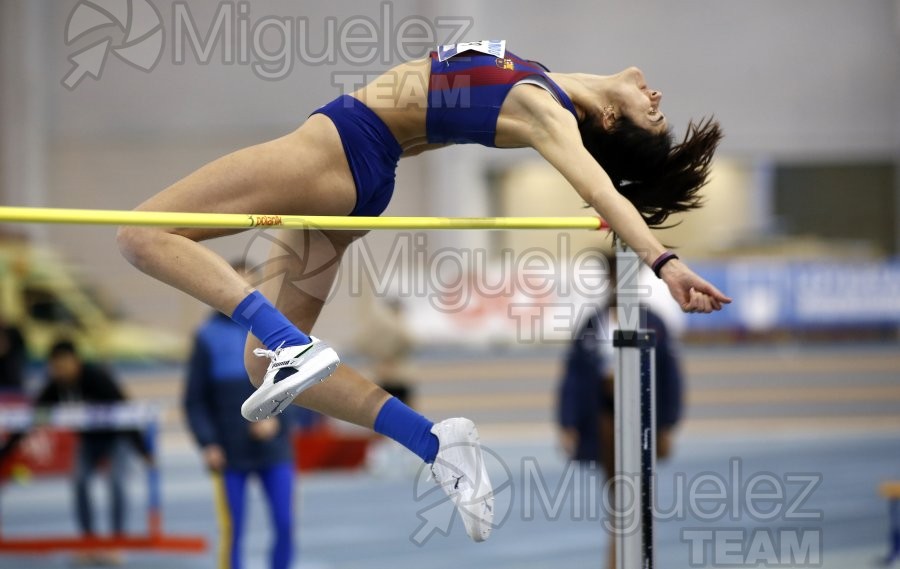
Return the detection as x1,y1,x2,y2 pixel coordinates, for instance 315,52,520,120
184,309,296,569
558,303,683,467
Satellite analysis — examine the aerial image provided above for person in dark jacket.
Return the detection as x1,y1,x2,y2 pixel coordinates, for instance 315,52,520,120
0,340,149,565
0,317,27,394
557,257,684,569
558,304,683,466
184,305,296,569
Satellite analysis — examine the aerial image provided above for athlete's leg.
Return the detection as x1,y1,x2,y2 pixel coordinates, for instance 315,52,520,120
258,462,294,569
241,228,384,425
242,228,389,424
244,228,492,541
118,115,360,403
116,116,357,319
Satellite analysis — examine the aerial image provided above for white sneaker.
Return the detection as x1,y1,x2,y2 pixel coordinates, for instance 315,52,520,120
241,337,340,421
429,418,494,542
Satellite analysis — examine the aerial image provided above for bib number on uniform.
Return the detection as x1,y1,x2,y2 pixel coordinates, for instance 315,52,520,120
437,40,506,62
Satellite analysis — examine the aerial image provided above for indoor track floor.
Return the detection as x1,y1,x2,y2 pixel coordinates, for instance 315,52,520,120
2,343,898,569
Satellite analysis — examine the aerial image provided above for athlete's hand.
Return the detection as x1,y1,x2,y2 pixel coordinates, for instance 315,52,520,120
659,259,732,313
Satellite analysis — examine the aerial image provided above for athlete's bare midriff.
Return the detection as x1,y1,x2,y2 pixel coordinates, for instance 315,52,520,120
349,58,434,153
348,57,580,154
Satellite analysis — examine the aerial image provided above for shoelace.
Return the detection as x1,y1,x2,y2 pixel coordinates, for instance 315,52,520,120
253,347,277,360
252,341,286,362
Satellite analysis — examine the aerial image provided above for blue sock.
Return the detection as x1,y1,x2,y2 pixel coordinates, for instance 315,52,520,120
374,397,439,463
231,291,311,350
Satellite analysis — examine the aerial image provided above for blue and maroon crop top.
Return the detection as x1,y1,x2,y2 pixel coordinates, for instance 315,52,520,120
426,41,578,147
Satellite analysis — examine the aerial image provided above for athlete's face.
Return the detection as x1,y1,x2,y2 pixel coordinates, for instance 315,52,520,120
613,67,667,134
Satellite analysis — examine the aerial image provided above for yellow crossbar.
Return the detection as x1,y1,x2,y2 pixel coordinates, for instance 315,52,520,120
0,206,607,231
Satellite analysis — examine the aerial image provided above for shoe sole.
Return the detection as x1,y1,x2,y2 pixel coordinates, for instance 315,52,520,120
460,422,493,542
434,418,494,542
241,347,340,421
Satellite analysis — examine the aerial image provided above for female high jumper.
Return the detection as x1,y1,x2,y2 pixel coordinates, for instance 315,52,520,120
117,40,731,542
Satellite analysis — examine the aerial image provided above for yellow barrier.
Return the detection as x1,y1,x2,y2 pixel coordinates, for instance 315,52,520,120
0,206,608,231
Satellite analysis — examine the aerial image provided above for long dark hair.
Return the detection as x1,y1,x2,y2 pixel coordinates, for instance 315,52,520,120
578,115,722,228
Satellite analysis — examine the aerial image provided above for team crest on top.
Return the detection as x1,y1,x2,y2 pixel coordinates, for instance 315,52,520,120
495,57,515,71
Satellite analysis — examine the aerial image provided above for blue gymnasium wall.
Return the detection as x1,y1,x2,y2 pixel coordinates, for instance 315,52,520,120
684,260,900,331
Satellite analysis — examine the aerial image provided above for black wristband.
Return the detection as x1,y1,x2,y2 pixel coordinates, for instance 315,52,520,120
652,251,679,278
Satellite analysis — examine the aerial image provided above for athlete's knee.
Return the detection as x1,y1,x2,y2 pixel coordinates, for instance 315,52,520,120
323,229,367,250
116,225,161,270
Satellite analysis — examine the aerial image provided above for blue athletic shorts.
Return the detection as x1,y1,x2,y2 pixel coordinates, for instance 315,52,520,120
310,95,403,217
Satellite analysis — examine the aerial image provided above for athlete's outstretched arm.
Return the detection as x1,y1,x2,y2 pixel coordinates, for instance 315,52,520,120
528,105,731,313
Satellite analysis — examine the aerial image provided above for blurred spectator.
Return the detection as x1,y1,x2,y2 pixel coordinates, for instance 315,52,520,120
558,304,684,465
184,295,297,569
557,256,684,569
0,316,26,395
0,340,149,566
